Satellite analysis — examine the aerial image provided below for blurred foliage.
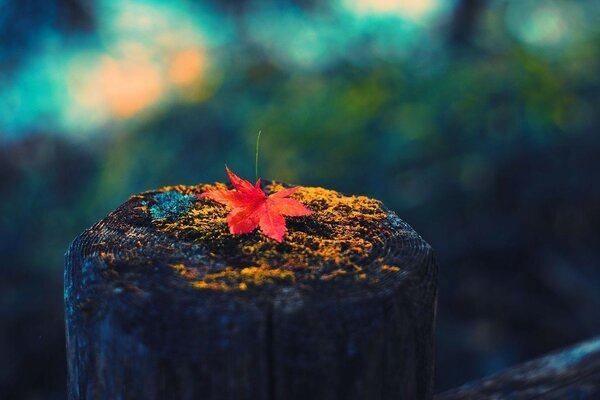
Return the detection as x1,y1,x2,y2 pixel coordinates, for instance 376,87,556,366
1,0,600,398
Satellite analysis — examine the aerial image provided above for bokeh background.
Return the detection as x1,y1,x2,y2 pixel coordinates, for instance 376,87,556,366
2,0,600,398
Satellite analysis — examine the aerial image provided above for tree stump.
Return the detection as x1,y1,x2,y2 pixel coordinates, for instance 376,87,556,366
65,181,438,400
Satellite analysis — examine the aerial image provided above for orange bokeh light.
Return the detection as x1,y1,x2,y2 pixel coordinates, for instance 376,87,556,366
70,56,164,118
168,48,207,86
100,58,163,117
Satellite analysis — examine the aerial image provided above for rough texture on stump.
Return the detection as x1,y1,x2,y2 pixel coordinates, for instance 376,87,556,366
65,181,438,400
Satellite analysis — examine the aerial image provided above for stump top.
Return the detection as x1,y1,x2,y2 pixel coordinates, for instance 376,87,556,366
69,181,432,303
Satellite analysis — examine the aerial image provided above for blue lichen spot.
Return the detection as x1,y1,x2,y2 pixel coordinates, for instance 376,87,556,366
149,191,195,219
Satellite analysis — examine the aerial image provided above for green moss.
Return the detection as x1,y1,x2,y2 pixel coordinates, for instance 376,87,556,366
149,191,195,220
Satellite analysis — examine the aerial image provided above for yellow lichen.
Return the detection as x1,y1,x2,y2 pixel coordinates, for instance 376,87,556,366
169,263,200,279
320,269,347,281
381,265,401,273
192,281,229,290
240,265,295,285
146,182,396,291
135,204,149,213
178,265,294,290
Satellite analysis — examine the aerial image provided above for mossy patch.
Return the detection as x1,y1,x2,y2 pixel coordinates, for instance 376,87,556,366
136,181,404,291
148,191,195,219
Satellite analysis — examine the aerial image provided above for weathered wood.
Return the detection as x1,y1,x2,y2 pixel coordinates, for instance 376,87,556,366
65,181,438,400
436,336,600,399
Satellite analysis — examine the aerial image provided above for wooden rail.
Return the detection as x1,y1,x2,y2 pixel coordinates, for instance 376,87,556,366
436,336,600,399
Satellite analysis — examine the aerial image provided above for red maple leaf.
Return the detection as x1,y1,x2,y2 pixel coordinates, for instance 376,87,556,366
198,166,313,242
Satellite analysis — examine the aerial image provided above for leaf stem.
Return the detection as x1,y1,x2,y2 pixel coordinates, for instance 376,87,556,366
255,129,262,181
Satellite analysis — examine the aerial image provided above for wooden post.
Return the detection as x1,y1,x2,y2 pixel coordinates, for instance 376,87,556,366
65,182,438,400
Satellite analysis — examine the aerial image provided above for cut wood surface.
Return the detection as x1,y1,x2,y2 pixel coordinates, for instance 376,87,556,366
65,181,438,400
436,336,600,400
